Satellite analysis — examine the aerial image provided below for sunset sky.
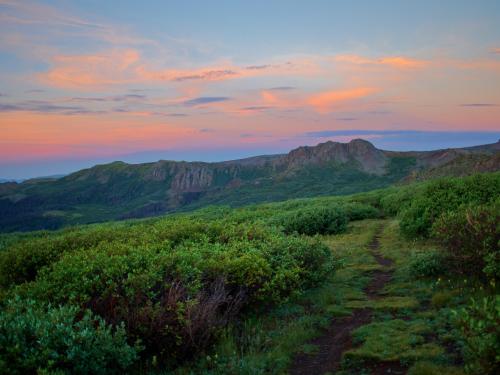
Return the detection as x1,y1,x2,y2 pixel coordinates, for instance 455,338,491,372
1,0,500,179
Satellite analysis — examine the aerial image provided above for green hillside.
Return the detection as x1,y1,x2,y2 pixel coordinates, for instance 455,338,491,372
1,139,498,233
0,172,498,374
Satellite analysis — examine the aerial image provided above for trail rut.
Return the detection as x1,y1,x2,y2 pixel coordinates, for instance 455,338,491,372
290,225,406,375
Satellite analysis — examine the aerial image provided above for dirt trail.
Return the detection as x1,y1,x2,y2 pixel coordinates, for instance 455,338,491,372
290,225,406,375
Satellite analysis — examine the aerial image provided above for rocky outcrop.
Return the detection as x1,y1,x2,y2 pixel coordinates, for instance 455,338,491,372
283,139,388,174
170,165,214,192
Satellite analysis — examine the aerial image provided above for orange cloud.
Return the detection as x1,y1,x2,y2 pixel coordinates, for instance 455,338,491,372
0,111,196,160
335,54,428,69
40,49,321,89
307,87,377,112
41,49,141,88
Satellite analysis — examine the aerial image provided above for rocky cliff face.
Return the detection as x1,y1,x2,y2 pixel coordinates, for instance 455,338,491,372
283,139,388,174
170,165,214,192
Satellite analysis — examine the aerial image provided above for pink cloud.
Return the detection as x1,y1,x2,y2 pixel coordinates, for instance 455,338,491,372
39,49,321,89
307,87,377,113
335,54,429,69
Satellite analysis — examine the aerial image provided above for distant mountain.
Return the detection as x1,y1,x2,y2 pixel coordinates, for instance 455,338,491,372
1,139,499,232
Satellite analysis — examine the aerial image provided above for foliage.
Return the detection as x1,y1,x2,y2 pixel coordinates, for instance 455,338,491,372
1,172,499,373
433,203,500,280
453,296,500,375
0,297,139,375
408,361,465,375
280,206,348,235
343,202,380,221
344,319,443,365
0,151,425,233
409,250,447,278
4,220,334,368
399,173,500,238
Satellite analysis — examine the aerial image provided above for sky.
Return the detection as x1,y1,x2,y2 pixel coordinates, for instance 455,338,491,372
1,0,500,179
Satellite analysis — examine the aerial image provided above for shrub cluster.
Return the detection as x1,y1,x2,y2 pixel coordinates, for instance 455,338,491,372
343,202,379,221
1,219,335,371
399,173,499,238
408,250,447,278
280,206,348,235
433,203,499,281
0,297,139,375
454,295,500,375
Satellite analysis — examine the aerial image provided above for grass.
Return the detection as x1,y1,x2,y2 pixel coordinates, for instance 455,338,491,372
408,361,465,375
171,217,471,373
344,296,419,310
198,217,476,375
168,219,381,374
344,319,444,364
170,220,470,375
332,219,482,373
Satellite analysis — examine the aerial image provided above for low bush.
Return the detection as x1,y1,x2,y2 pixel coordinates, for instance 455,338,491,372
13,224,334,367
432,203,499,281
343,202,379,221
0,218,227,289
409,250,447,278
399,173,500,238
379,186,416,217
0,297,139,375
431,291,455,308
454,296,500,375
281,207,348,235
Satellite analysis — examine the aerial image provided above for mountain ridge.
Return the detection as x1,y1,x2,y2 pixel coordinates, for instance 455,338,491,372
1,139,499,232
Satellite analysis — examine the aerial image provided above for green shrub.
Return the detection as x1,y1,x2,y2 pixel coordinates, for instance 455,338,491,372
454,296,500,375
0,218,228,289
408,361,465,375
0,297,139,375
14,223,334,367
431,291,455,308
343,202,379,221
409,250,447,278
281,207,348,235
399,173,500,238
433,203,499,280
0,224,143,288
379,186,416,216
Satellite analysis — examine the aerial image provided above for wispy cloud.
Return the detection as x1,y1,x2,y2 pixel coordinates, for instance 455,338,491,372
335,54,429,69
302,129,500,140
0,100,86,114
172,69,238,82
336,117,358,121
245,65,271,70
70,94,146,102
267,86,296,91
240,106,273,112
307,87,377,112
0,0,155,48
182,96,230,107
38,47,320,89
459,103,497,107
